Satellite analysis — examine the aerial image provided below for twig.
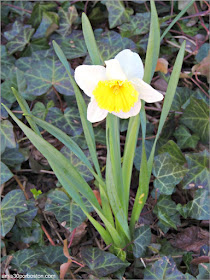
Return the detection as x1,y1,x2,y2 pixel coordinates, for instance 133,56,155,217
68,228,77,248
14,175,29,200
1,2,32,14
53,86,64,113
41,224,56,246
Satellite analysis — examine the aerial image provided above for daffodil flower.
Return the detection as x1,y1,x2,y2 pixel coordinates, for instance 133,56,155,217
75,49,164,123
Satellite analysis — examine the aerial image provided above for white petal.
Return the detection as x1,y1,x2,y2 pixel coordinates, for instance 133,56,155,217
105,59,127,80
112,101,141,119
115,49,144,80
74,65,106,97
131,78,164,103
87,99,108,123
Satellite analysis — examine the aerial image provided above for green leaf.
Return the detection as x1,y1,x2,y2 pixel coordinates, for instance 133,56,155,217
32,102,48,120
1,148,25,167
6,27,35,55
30,2,57,28
8,1,33,19
82,13,103,65
58,31,87,59
119,12,150,37
182,150,210,190
46,107,82,136
197,263,210,280
154,195,180,230
57,5,78,36
143,0,160,83
45,189,92,231
0,120,16,154
85,30,136,64
144,256,186,279
148,41,186,174
133,225,151,258
134,140,154,171
16,200,38,228
26,265,59,280
186,189,210,220
153,153,188,195
24,57,74,96
52,39,102,179
4,21,24,41
174,125,199,149
60,146,93,182
39,245,68,264
81,247,129,277
196,43,210,63
33,11,58,39
181,97,209,144
1,45,16,80
158,140,186,165
0,190,27,237
170,87,193,111
0,161,13,184
103,0,131,29
10,248,41,273
19,221,43,244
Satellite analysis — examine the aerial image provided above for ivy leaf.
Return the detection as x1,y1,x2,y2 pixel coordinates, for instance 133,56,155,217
196,43,210,63
182,150,210,190
1,45,16,80
16,200,38,228
19,221,43,244
197,263,210,279
52,31,87,59
186,189,210,220
103,0,131,28
81,247,129,277
6,27,35,55
144,256,186,279
181,97,209,144
0,161,13,184
134,140,154,171
30,2,57,28
8,1,33,19
46,107,82,136
57,5,78,36
133,225,151,258
119,12,150,37
39,245,68,264
0,190,27,237
10,248,41,273
4,21,25,41
174,125,199,149
154,195,180,231
85,30,136,64
152,153,188,195
94,127,106,145
0,120,16,154
60,146,93,182
171,87,193,111
24,57,74,96
158,140,186,165
45,189,92,231
1,148,25,167
33,11,59,39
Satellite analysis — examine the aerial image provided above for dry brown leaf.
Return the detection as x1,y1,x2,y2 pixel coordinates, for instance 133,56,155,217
155,58,169,74
60,239,72,280
169,226,209,253
68,222,87,247
192,51,210,83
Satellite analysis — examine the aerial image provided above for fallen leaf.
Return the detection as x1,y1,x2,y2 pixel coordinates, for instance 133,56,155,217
155,58,169,74
169,226,209,253
60,239,72,280
67,222,87,247
192,51,210,82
